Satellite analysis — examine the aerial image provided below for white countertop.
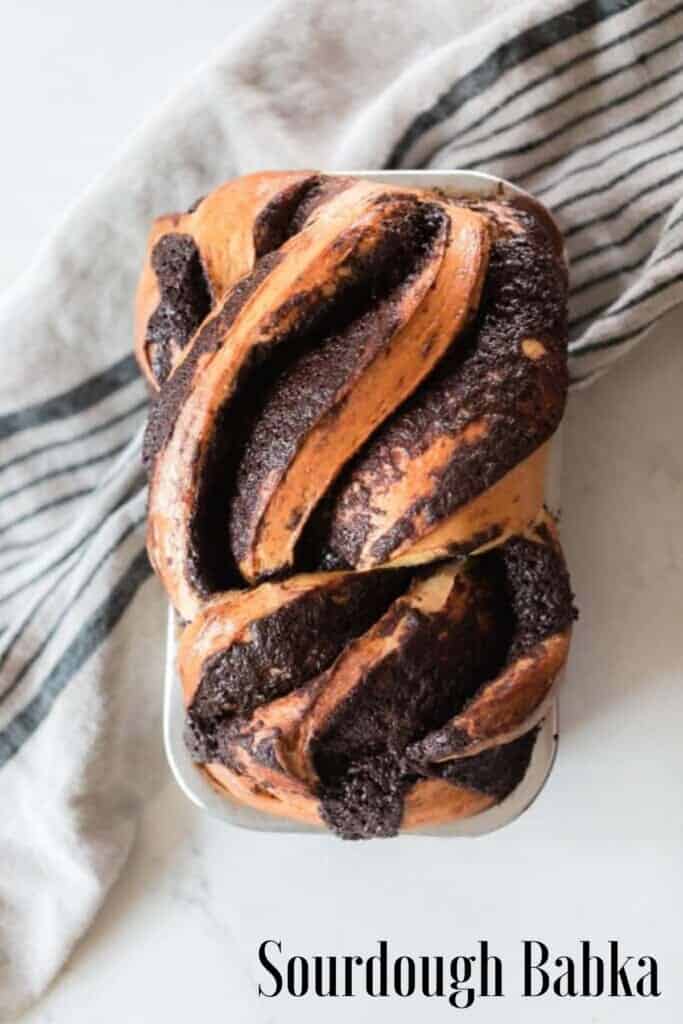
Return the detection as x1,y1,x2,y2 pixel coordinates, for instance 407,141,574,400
5,2,682,1021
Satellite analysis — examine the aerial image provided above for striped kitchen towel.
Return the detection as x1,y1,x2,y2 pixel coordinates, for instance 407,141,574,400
1,0,682,1014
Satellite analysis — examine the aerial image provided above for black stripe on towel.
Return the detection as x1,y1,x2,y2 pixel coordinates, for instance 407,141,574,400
0,513,145,700
0,475,143,608
0,441,128,509
553,137,683,213
571,318,658,359
571,206,668,265
450,17,682,156
534,99,683,197
570,244,683,327
0,546,152,767
0,354,139,442
0,397,147,477
565,164,683,239
459,56,683,173
384,0,637,167
516,67,683,183
0,489,92,538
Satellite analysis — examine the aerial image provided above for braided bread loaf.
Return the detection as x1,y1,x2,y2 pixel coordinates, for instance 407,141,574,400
138,172,576,839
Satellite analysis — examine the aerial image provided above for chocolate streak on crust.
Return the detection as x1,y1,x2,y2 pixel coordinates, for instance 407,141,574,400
191,520,573,837
452,194,563,256
142,252,282,472
137,173,345,390
409,528,576,767
146,183,456,617
186,195,206,214
201,562,502,835
145,234,212,384
228,199,447,573
252,175,352,257
146,181,489,617
313,573,512,839
311,524,573,839
501,532,576,659
431,728,538,800
252,176,325,257
185,569,410,762
187,212,432,596
317,206,567,569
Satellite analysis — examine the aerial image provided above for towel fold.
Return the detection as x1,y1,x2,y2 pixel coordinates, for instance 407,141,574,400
1,0,681,1015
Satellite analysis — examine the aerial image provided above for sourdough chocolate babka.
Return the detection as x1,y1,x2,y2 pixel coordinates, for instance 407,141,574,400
137,171,576,839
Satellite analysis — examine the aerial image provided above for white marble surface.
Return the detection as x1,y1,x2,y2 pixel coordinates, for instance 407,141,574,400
5,2,683,1021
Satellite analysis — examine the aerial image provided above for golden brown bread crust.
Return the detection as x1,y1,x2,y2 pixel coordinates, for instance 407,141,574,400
135,171,321,389
137,171,574,838
178,566,409,716
230,200,489,585
315,198,568,571
406,515,572,768
201,762,496,831
178,513,573,838
342,441,551,571
145,179,490,618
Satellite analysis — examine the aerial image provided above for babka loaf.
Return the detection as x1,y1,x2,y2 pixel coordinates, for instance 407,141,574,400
137,171,576,839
